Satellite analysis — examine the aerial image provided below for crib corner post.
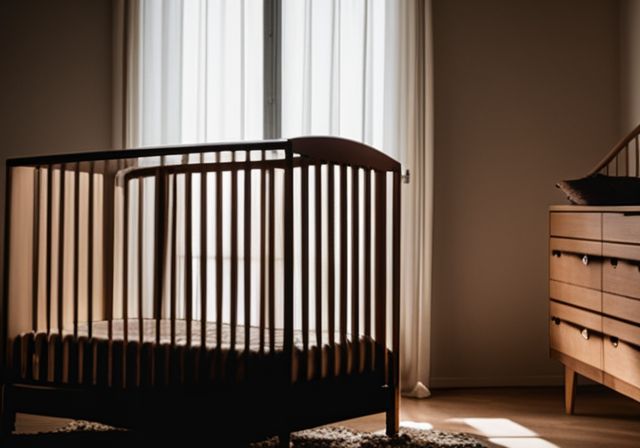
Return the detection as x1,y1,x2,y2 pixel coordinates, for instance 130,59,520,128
0,383,16,438
278,431,291,448
386,169,402,438
385,354,400,437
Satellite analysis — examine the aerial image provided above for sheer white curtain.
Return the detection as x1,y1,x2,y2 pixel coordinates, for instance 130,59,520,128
121,0,433,396
280,0,433,397
131,0,264,147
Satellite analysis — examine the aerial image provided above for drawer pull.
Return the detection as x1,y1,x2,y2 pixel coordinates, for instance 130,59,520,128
581,328,590,340
610,336,619,348
551,317,561,325
551,250,561,258
582,255,589,265
610,258,618,268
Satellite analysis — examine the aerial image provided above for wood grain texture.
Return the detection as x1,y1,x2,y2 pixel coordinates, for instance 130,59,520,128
603,258,640,300
549,251,602,290
549,319,603,370
604,338,640,390
549,300,602,331
565,366,576,414
550,212,601,240
604,213,640,244
550,237,602,256
603,317,640,346
549,280,601,312
603,241,640,261
603,293,640,325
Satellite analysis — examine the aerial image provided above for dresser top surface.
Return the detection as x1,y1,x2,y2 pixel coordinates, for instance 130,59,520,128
550,205,640,212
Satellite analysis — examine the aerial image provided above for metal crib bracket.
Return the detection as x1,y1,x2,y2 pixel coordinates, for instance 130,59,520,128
401,169,410,184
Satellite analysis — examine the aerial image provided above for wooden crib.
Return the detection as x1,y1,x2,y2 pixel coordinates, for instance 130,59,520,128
0,137,401,444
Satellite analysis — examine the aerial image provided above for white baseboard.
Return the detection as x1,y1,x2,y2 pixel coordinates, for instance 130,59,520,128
429,375,564,388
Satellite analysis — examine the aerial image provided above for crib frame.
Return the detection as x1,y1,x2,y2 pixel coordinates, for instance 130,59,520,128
0,137,401,445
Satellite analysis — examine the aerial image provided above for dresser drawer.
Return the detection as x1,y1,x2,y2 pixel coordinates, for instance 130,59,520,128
603,213,640,244
549,241,602,290
550,212,601,240
550,301,602,332
603,258,640,300
604,337,640,390
550,280,601,312
603,293,640,325
550,319,603,370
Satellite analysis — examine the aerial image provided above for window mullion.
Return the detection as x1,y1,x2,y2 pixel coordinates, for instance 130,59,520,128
263,0,282,139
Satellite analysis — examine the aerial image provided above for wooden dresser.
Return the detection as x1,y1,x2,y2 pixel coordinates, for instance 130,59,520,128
549,205,640,413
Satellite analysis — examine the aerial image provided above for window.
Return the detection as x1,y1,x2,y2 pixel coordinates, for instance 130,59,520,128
127,0,404,329
134,0,395,153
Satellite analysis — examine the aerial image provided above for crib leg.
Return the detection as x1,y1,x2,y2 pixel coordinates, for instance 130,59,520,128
386,388,399,437
278,431,291,448
385,356,399,437
0,384,16,438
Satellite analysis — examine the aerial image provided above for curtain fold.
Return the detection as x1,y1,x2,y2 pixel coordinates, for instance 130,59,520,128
395,0,433,398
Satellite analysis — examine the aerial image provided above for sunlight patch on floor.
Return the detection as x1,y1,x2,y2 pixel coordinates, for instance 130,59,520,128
489,437,560,448
448,417,559,448
400,420,434,431
448,418,537,437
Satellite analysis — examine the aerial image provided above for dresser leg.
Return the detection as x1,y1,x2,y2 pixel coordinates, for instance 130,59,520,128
564,366,576,414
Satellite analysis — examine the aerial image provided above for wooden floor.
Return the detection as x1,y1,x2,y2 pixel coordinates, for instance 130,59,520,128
13,385,640,447
342,386,640,448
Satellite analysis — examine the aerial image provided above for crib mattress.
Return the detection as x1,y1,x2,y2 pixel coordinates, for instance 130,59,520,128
11,320,381,388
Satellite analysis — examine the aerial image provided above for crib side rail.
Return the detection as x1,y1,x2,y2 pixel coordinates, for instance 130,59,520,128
2,137,401,394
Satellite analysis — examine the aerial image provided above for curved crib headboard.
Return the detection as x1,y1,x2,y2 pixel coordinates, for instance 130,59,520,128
587,123,640,177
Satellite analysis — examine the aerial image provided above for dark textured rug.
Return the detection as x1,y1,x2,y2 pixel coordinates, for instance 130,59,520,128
7,420,487,448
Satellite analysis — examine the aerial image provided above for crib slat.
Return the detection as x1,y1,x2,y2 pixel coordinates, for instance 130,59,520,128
301,162,309,377
259,158,267,354
351,167,360,374
364,169,372,370
32,168,41,332
216,156,224,350
200,166,207,349
73,163,80,338
339,165,348,375
327,163,336,376
122,178,129,386
636,137,639,176
391,170,401,428
374,171,387,375
138,179,145,346
268,167,276,353
155,171,166,345
170,173,178,347
105,161,116,342
230,161,238,351
57,164,66,335
87,162,94,339
46,165,53,334
283,146,295,375
626,145,629,176
185,172,193,347
314,163,323,378
244,160,252,356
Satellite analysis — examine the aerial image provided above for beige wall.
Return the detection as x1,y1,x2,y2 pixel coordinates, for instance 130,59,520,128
621,0,640,132
431,0,621,387
0,0,113,311
0,0,114,158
